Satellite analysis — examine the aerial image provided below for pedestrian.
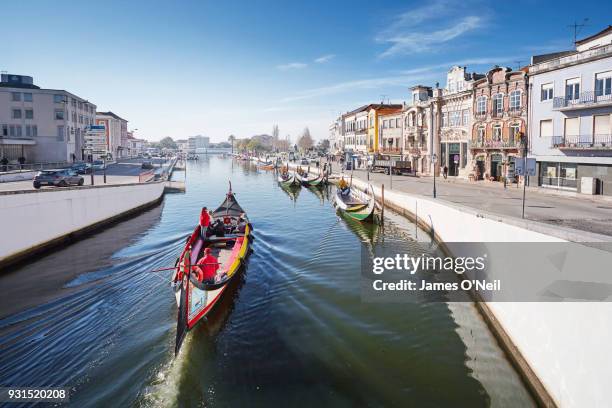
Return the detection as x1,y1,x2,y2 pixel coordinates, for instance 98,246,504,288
443,165,448,179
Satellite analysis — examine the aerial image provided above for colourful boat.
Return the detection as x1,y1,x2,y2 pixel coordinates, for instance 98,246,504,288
334,183,376,222
278,172,300,188
171,185,252,354
296,171,327,187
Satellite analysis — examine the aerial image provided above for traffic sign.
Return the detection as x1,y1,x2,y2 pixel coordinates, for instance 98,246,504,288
514,157,536,176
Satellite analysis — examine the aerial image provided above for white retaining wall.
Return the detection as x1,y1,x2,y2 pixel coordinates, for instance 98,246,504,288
349,177,612,408
0,181,165,263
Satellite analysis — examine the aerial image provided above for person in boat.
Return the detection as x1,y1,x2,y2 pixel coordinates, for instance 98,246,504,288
199,207,210,239
236,213,247,234
194,247,220,282
338,177,350,196
206,218,226,238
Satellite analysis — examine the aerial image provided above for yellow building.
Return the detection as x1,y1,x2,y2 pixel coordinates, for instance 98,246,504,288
366,104,403,153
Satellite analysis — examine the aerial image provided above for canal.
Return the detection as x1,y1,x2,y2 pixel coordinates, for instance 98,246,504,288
0,157,534,407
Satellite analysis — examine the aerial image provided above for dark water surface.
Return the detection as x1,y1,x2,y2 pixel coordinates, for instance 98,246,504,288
0,157,534,407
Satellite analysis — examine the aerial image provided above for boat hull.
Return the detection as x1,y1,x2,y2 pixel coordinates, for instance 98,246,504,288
334,184,376,222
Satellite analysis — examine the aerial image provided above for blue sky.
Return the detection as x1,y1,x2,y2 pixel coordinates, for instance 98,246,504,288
2,0,609,142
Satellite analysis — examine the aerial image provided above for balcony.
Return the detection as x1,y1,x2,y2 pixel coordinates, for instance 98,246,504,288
470,139,520,149
508,106,523,116
553,91,612,110
475,112,487,120
551,134,612,149
491,110,504,118
380,147,402,154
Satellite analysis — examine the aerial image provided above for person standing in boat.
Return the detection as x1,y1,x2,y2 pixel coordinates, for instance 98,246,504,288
194,247,219,282
200,207,211,239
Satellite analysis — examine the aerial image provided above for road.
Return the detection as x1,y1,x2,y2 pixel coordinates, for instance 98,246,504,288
332,166,612,237
0,158,168,192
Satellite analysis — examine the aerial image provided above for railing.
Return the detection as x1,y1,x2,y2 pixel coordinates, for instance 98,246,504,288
475,112,487,120
530,44,612,74
551,134,612,148
553,91,612,109
380,148,402,154
470,139,520,149
0,161,71,173
491,110,504,118
508,106,523,115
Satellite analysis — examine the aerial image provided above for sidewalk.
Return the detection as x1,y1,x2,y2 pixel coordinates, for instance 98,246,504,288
332,167,612,237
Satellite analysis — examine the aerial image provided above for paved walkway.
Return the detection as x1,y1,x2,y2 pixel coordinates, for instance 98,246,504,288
0,159,166,193
334,167,612,237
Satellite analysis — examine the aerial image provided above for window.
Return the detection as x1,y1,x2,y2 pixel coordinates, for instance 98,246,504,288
55,110,64,120
493,94,503,114
540,119,553,138
389,119,394,128
594,115,610,136
541,83,553,101
477,127,485,143
396,118,401,128
595,72,612,97
15,125,22,137
510,90,521,109
476,96,487,114
1,124,7,136
25,125,32,137
12,109,22,119
565,78,580,101
9,125,16,137
12,92,21,102
442,113,448,127
448,79,455,93
32,125,37,137
54,94,64,103
71,98,77,107
462,109,469,125
25,109,33,119
24,93,33,102
383,120,388,128
510,123,521,141
564,117,579,138
492,124,502,141
450,111,461,126
57,125,65,141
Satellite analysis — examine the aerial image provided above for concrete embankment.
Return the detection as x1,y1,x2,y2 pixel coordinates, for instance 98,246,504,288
295,163,610,408
0,180,166,270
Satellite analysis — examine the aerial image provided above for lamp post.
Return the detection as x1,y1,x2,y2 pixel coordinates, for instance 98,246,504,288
432,153,438,198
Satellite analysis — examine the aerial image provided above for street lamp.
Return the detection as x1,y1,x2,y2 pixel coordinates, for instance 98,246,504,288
432,153,438,198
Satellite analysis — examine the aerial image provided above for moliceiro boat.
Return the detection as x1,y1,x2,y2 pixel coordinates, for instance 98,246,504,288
296,170,327,187
334,180,376,222
171,184,252,354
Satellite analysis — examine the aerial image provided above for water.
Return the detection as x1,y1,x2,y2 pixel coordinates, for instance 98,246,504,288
0,157,534,407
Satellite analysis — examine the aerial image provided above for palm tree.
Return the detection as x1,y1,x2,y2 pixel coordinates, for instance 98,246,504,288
228,134,236,154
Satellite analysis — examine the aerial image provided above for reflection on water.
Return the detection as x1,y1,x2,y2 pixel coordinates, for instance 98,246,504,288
0,157,533,407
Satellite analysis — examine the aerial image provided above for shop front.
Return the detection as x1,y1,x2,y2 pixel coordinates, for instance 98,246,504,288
539,161,578,191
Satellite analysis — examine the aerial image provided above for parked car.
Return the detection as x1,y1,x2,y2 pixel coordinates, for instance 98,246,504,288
92,160,105,170
141,161,154,169
300,158,309,165
33,169,84,189
71,162,91,174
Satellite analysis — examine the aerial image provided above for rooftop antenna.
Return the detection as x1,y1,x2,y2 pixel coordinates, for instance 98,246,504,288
514,60,524,71
380,94,388,104
568,18,589,45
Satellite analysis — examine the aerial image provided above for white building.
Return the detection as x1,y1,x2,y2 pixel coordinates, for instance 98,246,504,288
95,111,128,160
328,119,343,153
439,66,484,177
403,86,437,175
0,74,97,163
127,131,147,157
176,139,189,154
188,135,210,153
528,26,612,195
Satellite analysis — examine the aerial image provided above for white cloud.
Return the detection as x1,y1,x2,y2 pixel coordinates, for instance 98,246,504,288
280,72,438,103
376,1,486,58
276,62,307,70
314,54,335,63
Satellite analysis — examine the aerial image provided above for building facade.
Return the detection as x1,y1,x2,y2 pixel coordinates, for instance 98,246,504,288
96,111,128,160
528,26,612,195
403,86,436,175
188,135,210,153
367,104,403,153
0,74,96,163
378,111,404,155
470,67,528,181
439,66,484,177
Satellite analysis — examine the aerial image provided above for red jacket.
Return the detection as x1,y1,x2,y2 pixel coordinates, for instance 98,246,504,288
196,254,219,281
200,210,210,227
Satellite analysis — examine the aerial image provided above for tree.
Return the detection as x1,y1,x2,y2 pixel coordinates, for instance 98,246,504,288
297,127,314,152
317,139,330,152
228,134,236,153
159,136,177,150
